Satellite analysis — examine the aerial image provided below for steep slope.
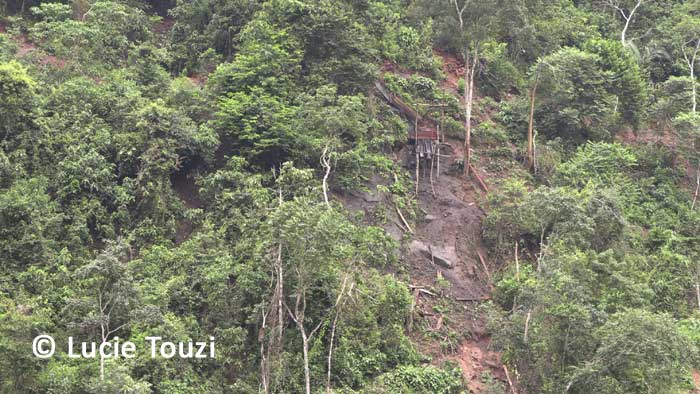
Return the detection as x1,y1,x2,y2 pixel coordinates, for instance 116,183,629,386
356,53,508,391
403,136,505,392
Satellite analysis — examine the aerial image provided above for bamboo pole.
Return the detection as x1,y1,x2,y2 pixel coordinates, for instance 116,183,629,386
429,143,436,197
415,116,420,196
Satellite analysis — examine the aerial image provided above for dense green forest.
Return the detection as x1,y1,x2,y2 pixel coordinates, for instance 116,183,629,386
1,0,700,393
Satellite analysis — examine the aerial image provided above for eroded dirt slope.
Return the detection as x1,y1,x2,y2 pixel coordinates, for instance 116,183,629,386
404,138,505,393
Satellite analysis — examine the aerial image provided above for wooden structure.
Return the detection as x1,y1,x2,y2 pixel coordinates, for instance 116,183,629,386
375,80,445,195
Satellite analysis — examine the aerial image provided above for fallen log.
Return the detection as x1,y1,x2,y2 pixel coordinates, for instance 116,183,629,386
418,288,437,297
469,164,489,192
395,206,413,234
374,80,421,124
477,251,492,284
455,296,492,302
408,285,437,297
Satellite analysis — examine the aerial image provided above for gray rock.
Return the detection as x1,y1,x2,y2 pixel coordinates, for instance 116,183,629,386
350,188,382,203
408,240,455,269
431,246,456,269
409,240,431,255
384,223,403,242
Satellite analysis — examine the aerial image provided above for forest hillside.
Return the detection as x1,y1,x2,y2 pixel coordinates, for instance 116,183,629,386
1,1,700,394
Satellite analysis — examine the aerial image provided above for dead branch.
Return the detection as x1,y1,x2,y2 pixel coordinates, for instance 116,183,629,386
407,287,420,333
692,163,700,210
504,364,518,394
321,146,332,208
430,154,436,197
477,251,492,285
515,241,520,282
327,277,351,393
395,206,414,234
455,296,491,302
469,164,489,192
418,288,437,297
408,284,437,296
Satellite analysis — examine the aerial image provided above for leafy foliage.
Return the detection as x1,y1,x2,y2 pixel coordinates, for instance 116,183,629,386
2,1,700,393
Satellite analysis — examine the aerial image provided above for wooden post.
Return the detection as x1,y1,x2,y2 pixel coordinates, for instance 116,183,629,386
438,107,444,179
437,125,441,179
515,241,520,281
429,142,436,197
415,116,420,196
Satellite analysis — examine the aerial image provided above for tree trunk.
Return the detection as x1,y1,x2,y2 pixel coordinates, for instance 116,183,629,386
100,298,106,382
523,310,531,344
326,312,339,393
527,80,537,171
286,290,322,394
326,278,349,393
260,310,270,394
695,276,700,313
415,116,420,195
620,0,643,46
301,332,312,394
321,147,332,207
100,327,106,381
463,48,470,176
692,57,697,114
692,162,700,210
463,47,477,176
277,189,284,345
686,39,700,115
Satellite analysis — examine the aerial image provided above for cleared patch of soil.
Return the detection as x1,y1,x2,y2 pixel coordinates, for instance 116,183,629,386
692,369,700,393
348,51,507,392
404,140,490,302
435,49,464,94
6,29,68,69
153,16,175,36
402,136,504,391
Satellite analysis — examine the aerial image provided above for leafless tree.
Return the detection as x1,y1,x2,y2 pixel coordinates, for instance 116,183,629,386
320,146,332,208
285,282,324,394
96,287,129,381
602,0,645,46
452,0,479,177
682,38,700,114
260,188,287,393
